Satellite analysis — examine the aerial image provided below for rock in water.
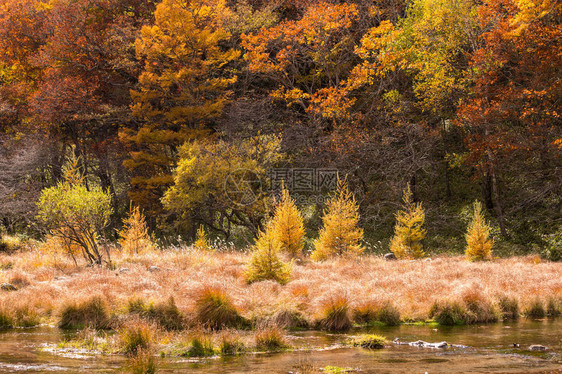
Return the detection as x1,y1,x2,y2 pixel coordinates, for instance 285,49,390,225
384,253,397,261
529,345,547,351
1,283,17,291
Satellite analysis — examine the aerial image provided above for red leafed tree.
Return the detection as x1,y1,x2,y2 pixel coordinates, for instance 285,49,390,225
457,0,562,236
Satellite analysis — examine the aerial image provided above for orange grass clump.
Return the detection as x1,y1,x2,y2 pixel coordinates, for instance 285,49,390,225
193,286,245,330
317,295,352,331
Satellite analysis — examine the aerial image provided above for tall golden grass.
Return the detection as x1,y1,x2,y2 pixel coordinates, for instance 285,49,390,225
0,245,561,326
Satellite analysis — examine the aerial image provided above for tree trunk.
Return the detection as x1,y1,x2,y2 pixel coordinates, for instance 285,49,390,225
486,150,508,238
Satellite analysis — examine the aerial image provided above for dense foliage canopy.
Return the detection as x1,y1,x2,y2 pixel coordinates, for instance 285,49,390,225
0,0,560,253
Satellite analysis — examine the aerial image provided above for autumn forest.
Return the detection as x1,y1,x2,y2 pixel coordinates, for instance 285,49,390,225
0,0,561,372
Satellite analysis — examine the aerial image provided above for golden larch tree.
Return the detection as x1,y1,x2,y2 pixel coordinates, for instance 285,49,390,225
312,179,363,261
390,184,426,259
271,186,305,258
245,222,291,284
465,201,494,261
194,226,211,251
118,205,155,255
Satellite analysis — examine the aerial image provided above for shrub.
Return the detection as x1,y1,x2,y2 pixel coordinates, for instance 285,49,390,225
59,296,110,329
318,296,352,331
0,235,23,253
429,300,468,325
523,299,546,319
254,326,288,351
245,223,291,284
194,287,244,330
36,159,112,265
389,184,426,259
118,205,155,255
349,334,386,349
119,319,155,355
312,179,363,260
465,201,494,261
498,295,519,320
271,186,305,257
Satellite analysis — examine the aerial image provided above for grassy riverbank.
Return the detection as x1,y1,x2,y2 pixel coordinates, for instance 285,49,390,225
1,246,561,332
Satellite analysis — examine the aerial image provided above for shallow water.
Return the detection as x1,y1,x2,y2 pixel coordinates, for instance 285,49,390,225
1,320,561,373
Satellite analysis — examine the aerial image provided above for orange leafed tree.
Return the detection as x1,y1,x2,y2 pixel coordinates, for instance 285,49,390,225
242,2,359,123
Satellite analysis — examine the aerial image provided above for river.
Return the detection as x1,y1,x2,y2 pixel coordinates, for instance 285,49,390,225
1,319,561,373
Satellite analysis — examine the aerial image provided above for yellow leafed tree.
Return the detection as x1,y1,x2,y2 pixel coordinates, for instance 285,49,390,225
245,222,291,284
121,0,240,218
312,179,363,261
118,205,155,255
271,186,305,258
390,184,426,259
465,201,494,261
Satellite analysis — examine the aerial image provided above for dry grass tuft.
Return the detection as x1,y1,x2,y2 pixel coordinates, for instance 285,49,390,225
59,295,111,329
353,300,400,326
497,295,519,320
460,286,498,323
119,318,155,355
127,296,184,330
429,300,468,325
254,325,289,351
318,296,352,331
0,308,13,329
523,298,546,319
546,297,561,317
187,331,215,357
270,308,309,329
194,286,244,330
218,330,246,355
8,270,31,288
126,348,157,374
